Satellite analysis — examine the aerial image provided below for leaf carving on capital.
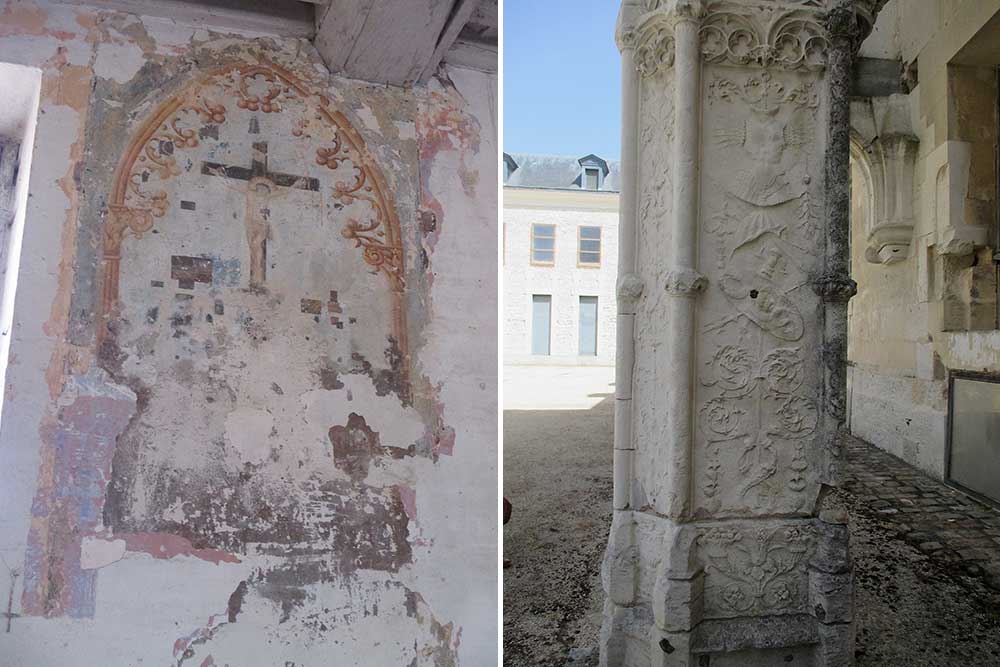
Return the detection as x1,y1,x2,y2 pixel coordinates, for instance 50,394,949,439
698,524,815,616
664,268,707,296
635,22,675,77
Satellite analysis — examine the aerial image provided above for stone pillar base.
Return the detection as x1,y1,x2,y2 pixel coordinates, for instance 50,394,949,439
601,512,853,667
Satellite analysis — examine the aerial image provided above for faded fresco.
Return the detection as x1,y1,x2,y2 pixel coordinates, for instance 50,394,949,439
0,1,497,665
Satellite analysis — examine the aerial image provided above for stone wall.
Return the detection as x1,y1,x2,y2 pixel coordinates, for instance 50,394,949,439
503,189,619,366
848,0,1000,479
0,1,497,664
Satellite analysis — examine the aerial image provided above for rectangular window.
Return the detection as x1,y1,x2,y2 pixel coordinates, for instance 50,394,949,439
948,373,1000,504
578,226,601,266
531,223,555,265
579,296,598,356
531,295,552,355
585,167,600,190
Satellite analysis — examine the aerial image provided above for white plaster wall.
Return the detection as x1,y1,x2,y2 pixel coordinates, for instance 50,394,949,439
411,64,498,663
503,196,619,366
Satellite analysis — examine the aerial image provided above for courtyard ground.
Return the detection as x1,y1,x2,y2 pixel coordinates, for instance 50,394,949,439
502,366,1000,667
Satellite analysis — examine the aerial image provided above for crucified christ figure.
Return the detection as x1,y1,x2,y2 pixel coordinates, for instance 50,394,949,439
202,142,319,290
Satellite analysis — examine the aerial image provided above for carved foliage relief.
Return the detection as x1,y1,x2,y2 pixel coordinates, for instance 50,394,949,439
634,73,675,501
695,68,825,516
698,523,816,617
627,2,830,78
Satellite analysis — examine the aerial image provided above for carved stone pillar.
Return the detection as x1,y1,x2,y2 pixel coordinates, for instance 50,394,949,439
603,2,880,665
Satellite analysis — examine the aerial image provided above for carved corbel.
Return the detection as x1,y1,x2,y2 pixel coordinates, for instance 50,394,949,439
851,95,919,264
864,133,918,263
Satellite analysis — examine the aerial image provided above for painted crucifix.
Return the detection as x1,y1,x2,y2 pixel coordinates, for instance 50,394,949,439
202,141,320,290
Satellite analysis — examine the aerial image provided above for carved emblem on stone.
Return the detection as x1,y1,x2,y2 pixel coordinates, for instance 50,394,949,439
709,71,817,207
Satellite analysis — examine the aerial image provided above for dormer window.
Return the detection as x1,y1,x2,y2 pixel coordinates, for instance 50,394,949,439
503,153,518,184
577,154,608,191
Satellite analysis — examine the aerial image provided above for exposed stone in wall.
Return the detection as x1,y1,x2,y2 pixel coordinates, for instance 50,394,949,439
0,1,496,663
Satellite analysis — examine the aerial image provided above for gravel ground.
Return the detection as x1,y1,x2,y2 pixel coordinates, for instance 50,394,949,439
502,395,612,667
502,367,1000,667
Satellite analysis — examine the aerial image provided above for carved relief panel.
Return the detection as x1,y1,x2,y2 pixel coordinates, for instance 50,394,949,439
695,67,827,517
698,522,816,618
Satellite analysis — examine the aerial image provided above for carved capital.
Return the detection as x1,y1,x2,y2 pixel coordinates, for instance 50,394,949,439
665,269,707,296
663,0,709,21
823,0,885,49
617,273,646,302
811,273,857,302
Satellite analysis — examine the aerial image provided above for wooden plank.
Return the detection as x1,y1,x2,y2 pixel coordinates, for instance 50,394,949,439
418,0,480,83
313,0,377,72
315,0,457,86
441,37,497,73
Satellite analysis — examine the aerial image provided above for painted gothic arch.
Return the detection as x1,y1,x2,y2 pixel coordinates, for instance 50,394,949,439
99,58,410,382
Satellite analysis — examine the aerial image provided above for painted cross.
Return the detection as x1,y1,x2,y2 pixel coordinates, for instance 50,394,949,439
202,142,320,290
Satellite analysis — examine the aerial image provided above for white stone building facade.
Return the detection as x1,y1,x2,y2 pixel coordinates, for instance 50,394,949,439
503,154,620,366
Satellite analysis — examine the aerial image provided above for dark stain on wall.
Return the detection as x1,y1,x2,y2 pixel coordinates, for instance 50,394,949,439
350,336,408,404
171,255,213,290
227,580,248,622
329,412,415,481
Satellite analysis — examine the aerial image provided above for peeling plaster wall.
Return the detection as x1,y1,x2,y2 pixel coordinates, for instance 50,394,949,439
849,0,1000,479
0,1,497,664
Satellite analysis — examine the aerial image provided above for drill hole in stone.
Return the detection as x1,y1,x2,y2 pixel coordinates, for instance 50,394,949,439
749,289,759,299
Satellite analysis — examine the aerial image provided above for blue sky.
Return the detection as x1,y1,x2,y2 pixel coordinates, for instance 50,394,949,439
503,1,622,160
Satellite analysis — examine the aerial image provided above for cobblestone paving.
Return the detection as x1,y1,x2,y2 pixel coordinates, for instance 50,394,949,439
840,434,1000,590
831,434,1000,666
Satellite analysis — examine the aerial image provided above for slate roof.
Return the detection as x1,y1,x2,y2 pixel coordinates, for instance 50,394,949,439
503,152,621,192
